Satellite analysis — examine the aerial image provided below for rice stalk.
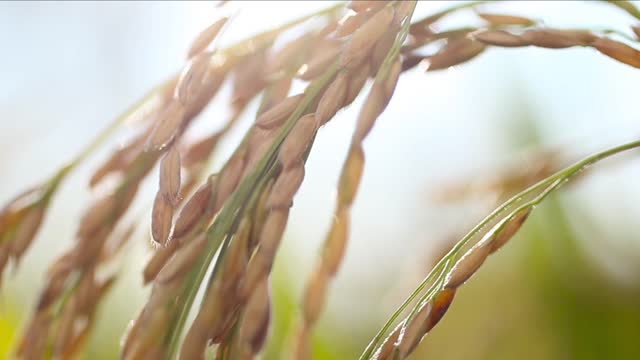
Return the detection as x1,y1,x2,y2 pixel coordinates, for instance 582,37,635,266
14,6,348,357
292,2,416,359
123,7,349,359
3,1,640,359
360,139,640,359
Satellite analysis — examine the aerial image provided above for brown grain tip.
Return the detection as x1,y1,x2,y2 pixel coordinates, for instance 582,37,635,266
476,12,536,26
239,278,271,353
426,37,486,71
175,52,214,107
10,205,45,260
425,288,456,331
341,6,395,69
345,61,370,106
398,301,432,357
338,146,365,205
470,29,528,47
302,266,329,325
255,94,304,129
444,242,491,289
268,165,305,210
370,29,398,72
172,175,213,238
353,82,386,143
373,321,403,360
187,17,228,58
488,207,531,253
151,192,173,245
401,53,423,72
184,66,226,119
399,288,456,358
278,113,318,170
159,145,181,205
323,208,350,275
146,100,186,151
316,72,349,125
521,29,595,49
592,37,640,68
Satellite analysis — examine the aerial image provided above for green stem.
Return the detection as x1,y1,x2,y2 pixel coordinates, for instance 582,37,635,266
355,0,420,356
165,59,341,360
361,138,640,359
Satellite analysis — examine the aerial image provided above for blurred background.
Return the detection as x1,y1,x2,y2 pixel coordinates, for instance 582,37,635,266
1,1,640,359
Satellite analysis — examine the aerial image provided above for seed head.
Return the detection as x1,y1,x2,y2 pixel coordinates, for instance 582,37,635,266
187,17,228,58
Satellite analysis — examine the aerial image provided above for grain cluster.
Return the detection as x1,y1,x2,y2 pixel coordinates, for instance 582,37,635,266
1,1,639,359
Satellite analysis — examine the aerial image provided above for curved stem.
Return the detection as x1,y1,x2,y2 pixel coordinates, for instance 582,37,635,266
361,138,640,359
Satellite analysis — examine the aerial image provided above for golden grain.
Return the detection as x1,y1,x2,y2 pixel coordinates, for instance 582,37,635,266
187,17,228,58
265,168,305,211
302,267,330,325
476,12,535,26
316,72,349,125
9,205,44,260
255,94,305,129
151,193,173,245
444,242,491,289
336,10,374,38
352,82,386,143
279,114,318,169
592,37,640,68
323,208,350,275
297,44,342,81
239,278,271,353
470,29,528,47
341,6,395,69
426,37,486,71
345,61,371,105
370,29,398,71
146,100,186,151
487,208,531,253
172,175,213,238
521,29,593,48
184,66,226,119
175,52,214,106
397,301,432,357
215,152,247,209
372,321,403,360
143,239,179,283
159,145,181,205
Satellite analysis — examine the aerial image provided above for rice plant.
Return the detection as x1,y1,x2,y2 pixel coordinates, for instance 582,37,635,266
1,1,640,359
